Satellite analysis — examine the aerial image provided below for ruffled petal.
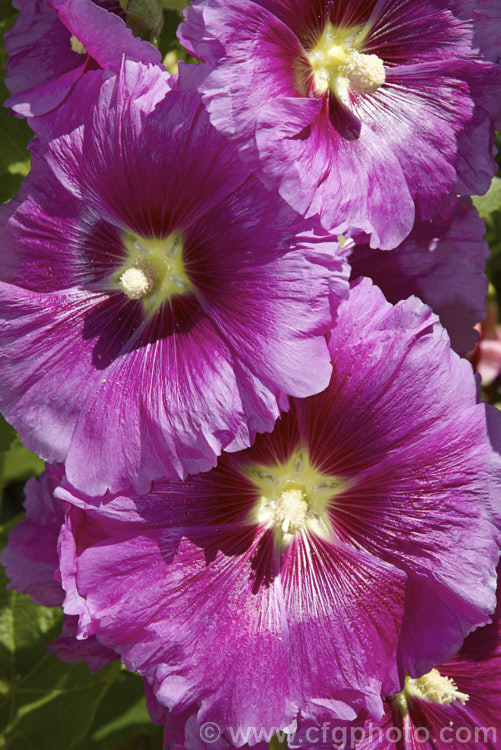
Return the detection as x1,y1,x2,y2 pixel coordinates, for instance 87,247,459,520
48,0,161,69
255,96,414,248
48,616,118,673
62,519,293,733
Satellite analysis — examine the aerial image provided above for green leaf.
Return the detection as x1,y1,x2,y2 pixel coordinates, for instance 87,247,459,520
160,0,188,11
268,735,288,750
0,109,31,206
156,7,182,56
156,7,198,73
2,437,44,485
0,2,31,205
485,212,501,305
472,176,501,220
0,518,123,750
74,669,163,750
478,170,501,304
0,416,16,454
120,0,164,42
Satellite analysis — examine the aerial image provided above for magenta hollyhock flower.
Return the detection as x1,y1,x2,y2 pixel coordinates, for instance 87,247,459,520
345,197,489,355
179,0,501,249
1,465,117,673
0,60,348,496
4,0,160,121
51,279,501,738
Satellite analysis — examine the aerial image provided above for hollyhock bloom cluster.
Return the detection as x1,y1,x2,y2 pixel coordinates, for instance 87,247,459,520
5,0,161,121
179,0,501,248
18,280,497,740
0,60,349,495
345,197,489,355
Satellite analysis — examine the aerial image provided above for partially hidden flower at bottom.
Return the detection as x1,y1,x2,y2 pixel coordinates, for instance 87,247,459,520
337,570,501,750
48,279,501,741
1,465,117,673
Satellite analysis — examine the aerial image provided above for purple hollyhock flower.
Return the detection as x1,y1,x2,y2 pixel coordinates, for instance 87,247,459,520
179,0,501,249
342,572,501,750
1,465,117,673
4,0,160,121
345,197,489,356
52,279,501,738
0,60,348,496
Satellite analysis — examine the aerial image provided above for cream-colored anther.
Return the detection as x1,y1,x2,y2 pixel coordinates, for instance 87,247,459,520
345,50,385,94
305,22,384,99
409,669,469,706
119,265,155,300
274,489,308,535
395,669,469,717
116,232,191,313
249,451,342,544
70,35,87,55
